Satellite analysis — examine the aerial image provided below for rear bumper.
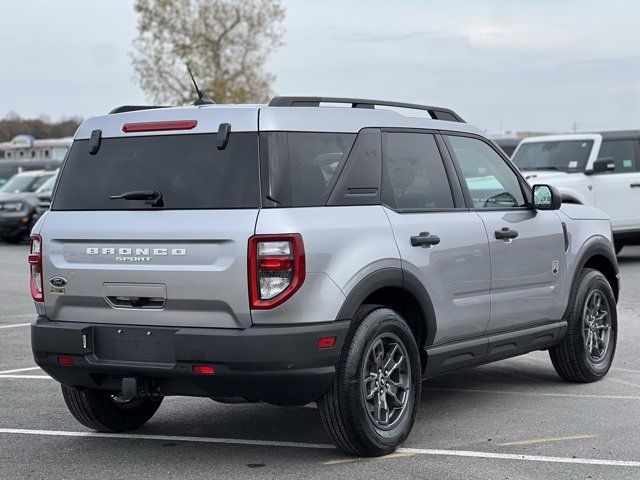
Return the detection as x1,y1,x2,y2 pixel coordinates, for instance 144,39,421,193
32,317,350,405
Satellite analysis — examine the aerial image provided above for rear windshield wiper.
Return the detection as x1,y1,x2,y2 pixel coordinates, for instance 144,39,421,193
110,190,164,207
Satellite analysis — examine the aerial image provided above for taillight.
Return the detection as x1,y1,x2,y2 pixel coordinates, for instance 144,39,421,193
248,234,305,309
28,234,44,302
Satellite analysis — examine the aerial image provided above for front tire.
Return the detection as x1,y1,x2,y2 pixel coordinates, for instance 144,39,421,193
61,385,163,432
318,306,421,456
549,269,617,382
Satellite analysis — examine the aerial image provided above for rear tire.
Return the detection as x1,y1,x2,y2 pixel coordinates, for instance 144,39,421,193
318,306,421,456
549,269,617,382
61,385,163,432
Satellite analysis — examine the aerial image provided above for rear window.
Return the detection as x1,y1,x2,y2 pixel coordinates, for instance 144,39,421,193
52,133,260,210
260,132,356,207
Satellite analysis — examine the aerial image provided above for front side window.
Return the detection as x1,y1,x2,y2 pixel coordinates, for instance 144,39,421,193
448,135,526,209
512,140,593,172
597,140,636,173
382,132,454,210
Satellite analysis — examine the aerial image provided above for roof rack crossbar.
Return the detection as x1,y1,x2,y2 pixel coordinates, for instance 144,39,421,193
109,105,171,114
268,96,465,123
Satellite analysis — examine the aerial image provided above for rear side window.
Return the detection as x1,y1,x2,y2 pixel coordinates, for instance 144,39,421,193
52,133,260,210
260,132,356,207
598,140,636,173
382,132,454,210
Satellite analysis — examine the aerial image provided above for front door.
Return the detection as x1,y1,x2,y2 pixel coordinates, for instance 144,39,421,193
591,138,640,233
445,134,568,334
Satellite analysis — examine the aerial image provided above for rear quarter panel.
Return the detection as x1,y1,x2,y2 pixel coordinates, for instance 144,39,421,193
252,205,400,324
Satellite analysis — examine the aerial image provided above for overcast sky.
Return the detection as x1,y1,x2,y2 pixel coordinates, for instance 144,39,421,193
1,0,639,133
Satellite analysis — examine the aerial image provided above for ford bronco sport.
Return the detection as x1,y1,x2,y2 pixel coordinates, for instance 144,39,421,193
30,97,620,456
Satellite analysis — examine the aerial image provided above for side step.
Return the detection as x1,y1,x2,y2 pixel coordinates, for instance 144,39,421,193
423,321,567,377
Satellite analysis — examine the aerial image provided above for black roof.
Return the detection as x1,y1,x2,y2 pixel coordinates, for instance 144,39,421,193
591,130,640,140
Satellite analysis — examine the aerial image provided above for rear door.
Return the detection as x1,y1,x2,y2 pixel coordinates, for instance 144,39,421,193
41,129,261,329
591,137,640,232
381,130,491,345
445,134,568,333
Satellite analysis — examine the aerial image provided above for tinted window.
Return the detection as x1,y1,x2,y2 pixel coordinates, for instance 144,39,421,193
512,140,594,172
448,135,526,208
327,129,381,206
598,140,636,173
53,133,260,210
382,132,454,209
260,132,356,207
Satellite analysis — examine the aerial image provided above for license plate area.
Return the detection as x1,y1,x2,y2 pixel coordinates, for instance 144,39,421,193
93,326,177,364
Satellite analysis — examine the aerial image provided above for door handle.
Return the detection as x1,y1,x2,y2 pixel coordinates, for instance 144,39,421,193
630,183,640,188
495,227,519,241
411,232,441,248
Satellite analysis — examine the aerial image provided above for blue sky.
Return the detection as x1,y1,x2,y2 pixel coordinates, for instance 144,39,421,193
1,0,639,133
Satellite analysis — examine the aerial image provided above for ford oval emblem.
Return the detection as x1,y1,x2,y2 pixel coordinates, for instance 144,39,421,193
50,276,68,288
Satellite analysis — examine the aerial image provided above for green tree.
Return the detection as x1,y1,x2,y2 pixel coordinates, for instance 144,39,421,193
131,0,285,105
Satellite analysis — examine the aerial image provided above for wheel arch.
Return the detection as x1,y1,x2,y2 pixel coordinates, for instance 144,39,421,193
335,268,437,355
568,240,620,310
561,193,583,204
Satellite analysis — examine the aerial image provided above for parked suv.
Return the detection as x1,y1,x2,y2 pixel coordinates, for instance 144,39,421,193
512,131,640,253
30,97,620,456
0,169,56,243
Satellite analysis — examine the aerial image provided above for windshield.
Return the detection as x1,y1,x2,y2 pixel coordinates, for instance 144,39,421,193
512,140,594,172
36,175,57,193
52,133,260,210
0,173,53,193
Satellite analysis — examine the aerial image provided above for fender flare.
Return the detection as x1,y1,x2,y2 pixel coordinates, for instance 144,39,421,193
564,238,620,319
561,193,583,204
335,267,438,346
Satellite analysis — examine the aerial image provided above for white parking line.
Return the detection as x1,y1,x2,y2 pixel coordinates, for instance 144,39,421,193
0,323,30,330
398,447,640,468
0,428,639,467
425,386,640,400
0,367,41,375
0,428,333,450
616,367,640,375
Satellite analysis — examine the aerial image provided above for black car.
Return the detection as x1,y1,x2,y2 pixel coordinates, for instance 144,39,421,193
0,170,56,243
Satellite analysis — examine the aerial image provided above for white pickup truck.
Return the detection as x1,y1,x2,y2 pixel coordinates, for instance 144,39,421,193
512,130,640,254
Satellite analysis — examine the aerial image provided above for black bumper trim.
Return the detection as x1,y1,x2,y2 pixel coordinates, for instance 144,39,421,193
32,317,350,405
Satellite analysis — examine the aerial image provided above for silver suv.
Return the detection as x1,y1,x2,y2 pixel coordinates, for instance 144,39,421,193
30,97,620,456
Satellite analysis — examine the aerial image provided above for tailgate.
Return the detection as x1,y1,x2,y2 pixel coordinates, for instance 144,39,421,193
40,210,257,329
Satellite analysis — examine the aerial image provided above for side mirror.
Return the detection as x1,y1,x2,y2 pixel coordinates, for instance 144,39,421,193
533,184,562,210
587,158,616,175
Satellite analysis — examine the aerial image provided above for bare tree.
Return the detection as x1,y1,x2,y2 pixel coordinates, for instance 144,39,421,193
131,0,285,105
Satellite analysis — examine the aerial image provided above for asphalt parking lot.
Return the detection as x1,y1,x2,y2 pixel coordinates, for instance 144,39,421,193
1,243,640,479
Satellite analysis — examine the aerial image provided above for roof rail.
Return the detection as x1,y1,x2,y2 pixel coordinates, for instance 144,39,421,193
268,96,465,123
109,105,171,114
